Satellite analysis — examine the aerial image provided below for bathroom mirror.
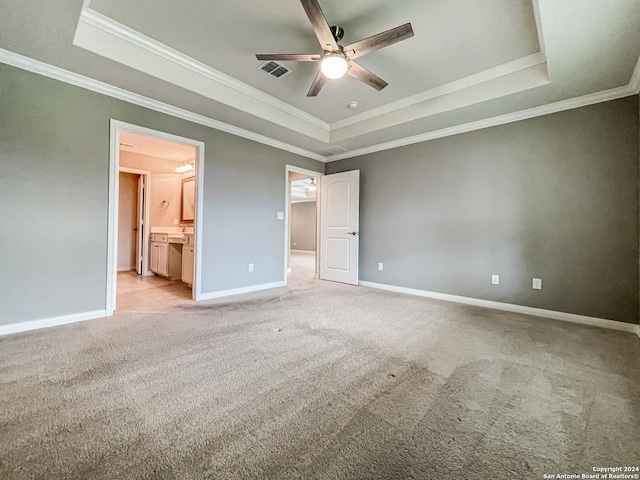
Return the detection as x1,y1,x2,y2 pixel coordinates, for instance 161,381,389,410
181,177,195,223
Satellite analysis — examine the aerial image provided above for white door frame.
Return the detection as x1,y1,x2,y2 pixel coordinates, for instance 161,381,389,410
108,120,206,315
284,164,324,284
118,167,151,276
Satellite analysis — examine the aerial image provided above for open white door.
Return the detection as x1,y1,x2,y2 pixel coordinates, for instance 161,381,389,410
319,170,360,285
135,175,145,275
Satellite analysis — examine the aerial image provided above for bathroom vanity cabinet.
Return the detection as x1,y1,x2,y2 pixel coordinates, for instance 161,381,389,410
150,233,183,280
181,233,194,285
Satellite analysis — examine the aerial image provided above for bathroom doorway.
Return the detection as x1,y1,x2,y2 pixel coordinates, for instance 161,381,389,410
107,121,205,315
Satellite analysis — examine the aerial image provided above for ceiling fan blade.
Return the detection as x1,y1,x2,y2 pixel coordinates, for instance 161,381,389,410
347,61,388,91
307,71,327,97
344,23,414,60
300,0,338,51
256,54,321,62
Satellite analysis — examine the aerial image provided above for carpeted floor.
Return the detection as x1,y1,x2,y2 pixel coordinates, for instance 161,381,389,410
1,258,639,479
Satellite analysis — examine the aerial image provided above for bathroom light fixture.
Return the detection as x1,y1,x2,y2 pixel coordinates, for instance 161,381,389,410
307,179,317,192
320,54,348,80
175,160,194,174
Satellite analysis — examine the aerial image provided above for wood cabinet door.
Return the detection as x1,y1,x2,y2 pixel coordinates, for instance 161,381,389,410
150,244,159,273
157,243,169,276
182,246,194,284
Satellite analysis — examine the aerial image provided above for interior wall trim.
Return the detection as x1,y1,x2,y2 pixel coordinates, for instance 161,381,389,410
360,281,640,337
77,8,550,141
630,54,640,94
0,310,107,337
77,9,331,137
198,281,286,301
0,48,325,162
330,52,547,131
326,83,637,161
1,47,638,164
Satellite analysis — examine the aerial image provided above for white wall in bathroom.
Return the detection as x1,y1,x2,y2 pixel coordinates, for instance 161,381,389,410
120,151,182,228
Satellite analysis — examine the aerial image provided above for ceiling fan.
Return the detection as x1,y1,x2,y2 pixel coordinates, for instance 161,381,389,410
256,0,414,97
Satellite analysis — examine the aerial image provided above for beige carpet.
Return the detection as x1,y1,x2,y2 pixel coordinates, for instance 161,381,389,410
1,262,639,479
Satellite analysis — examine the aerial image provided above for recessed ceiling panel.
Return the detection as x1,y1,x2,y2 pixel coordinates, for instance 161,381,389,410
89,0,540,123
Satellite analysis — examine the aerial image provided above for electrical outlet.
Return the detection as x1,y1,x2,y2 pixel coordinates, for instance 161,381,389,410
378,263,383,271
293,242,296,246
533,278,542,290
248,263,254,272
277,211,284,220
173,219,179,225
492,274,499,285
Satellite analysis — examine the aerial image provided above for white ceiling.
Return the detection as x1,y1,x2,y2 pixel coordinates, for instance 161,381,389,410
1,0,639,160
119,131,196,161
87,0,540,123
291,178,317,202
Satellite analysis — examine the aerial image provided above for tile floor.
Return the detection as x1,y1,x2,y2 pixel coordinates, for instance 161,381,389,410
115,270,192,313
115,251,316,314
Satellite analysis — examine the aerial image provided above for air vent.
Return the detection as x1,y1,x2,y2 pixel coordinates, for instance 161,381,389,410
258,61,291,79
322,145,350,156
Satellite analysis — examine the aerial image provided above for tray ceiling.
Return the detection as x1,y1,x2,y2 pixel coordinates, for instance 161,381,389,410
1,0,639,160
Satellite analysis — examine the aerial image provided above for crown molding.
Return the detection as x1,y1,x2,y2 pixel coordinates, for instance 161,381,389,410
630,54,640,94
77,9,330,140
77,8,552,144
326,83,636,162
80,9,330,132
0,48,325,162
531,0,547,58
1,47,638,165
331,52,547,131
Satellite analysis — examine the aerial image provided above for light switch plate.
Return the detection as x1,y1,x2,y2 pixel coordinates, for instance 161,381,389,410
378,263,383,271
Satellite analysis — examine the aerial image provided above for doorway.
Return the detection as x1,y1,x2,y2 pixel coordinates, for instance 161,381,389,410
285,165,323,285
107,121,205,315
117,168,150,276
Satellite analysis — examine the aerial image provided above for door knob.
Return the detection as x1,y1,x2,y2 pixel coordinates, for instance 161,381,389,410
347,231,358,236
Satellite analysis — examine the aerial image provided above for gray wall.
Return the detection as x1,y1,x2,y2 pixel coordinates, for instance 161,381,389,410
290,201,317,251
0,63,323,326
327,97,640,324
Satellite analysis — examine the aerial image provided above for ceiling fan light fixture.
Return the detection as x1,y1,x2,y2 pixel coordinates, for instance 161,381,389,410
320,54,348,80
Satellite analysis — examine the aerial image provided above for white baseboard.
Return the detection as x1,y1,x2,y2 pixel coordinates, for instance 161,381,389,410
291,249,315,254
117,267,135,272
360,281,640,336
0,310,108,337
197,281,286,301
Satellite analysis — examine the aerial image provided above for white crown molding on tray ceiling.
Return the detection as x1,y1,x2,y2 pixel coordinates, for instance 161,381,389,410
75,8,331,142
325,78,640,162
0,48,325,161
74,7,551,144
631,53,640,94
1,47,638,164
330,52,547,131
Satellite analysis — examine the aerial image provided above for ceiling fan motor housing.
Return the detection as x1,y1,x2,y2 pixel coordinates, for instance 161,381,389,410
330,26,344,43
